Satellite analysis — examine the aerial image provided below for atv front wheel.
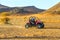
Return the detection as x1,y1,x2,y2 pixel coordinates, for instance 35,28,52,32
25,23,30,28
37,23,44,29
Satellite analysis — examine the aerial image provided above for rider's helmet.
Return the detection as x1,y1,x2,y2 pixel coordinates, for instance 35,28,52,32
29,16,36,22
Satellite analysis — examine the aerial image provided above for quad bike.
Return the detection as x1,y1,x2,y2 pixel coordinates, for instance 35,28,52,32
25,16,44,29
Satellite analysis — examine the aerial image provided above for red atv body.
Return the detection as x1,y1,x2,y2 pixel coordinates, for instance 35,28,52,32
25,17,44,29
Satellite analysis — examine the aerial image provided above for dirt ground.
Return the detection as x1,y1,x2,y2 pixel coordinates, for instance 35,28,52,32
0,24,60,40
0,14,60,40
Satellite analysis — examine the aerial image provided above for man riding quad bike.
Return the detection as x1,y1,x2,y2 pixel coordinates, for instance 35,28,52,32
25,16,44,29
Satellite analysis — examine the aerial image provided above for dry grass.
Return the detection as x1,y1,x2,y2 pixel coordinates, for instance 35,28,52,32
0,13,60,40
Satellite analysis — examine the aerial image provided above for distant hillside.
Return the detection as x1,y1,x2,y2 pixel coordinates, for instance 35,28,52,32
0,4,9,8
0,4,45,14
41,2,60,15
48,2,60,10
10,6,45,14
0,4,11,12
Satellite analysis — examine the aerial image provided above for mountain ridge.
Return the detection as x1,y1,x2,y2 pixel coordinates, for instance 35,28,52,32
0,4,45,14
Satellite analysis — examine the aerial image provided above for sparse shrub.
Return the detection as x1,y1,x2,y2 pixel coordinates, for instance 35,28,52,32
52,10,60,14
4,17,10,24
1,17,10,24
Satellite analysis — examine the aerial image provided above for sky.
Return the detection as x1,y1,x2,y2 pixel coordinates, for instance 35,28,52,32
0,0,60,9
